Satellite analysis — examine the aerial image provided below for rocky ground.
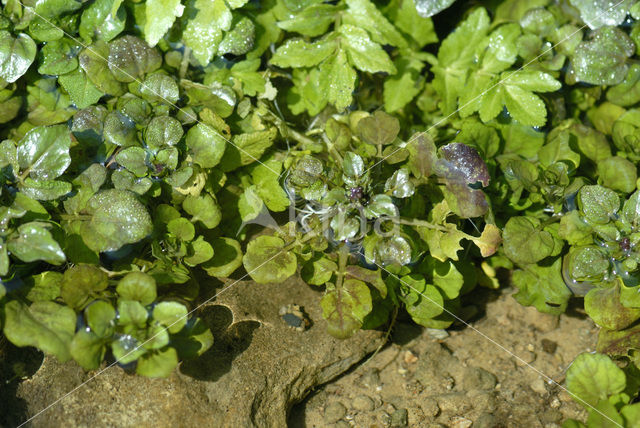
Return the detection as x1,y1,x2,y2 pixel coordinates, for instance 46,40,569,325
1,279,596,428
291,288,597,428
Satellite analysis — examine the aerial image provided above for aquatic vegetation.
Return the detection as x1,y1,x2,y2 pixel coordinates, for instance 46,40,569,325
2,1,640,424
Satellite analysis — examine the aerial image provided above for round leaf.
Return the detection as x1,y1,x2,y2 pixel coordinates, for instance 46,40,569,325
116,272,158,305
243,235,297,283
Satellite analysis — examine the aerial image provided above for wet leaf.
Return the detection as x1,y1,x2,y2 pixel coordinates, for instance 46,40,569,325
566,352,626,408
0,31,36,83
321,279,372,338
243,235,297,283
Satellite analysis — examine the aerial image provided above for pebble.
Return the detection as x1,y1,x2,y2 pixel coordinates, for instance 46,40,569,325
531,377,547,395
352,395,375,412
426,328,449,339
450,416,472,428
390,408,408,427
324,401,347,423
541,339,558,354
462,367,497,391
435,392,471,413
466,390,496,412
403,350,418,364
419,397,439,417
359,368,382,389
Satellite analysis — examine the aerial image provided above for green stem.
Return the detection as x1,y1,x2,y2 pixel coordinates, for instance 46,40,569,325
335,243,349,290
392,217,451,233
180,47,191,80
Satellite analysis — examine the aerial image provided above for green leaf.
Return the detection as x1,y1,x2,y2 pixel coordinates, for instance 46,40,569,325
199,238,242,277
277,4,339,37
585,286,640,330
301,255,337,286
60,264,109,309
243,235,297,283
152,301,188,333
512,258,571,314
70,330,107,370
38,38,80,76
432,8,490,113
7,222,66,265
239,185,265,222
503,217,556,265
385,168,415,198
566,352,626,408
570,0,633,30
572,26,635,85
139,73,179,104
3,300,76,362
383,57,425,112
145,0,184,47
19,178,73,201
80,189,153,253
115,147,148,177
597,156,637,193
219,127,277,170
364,194,399,218
399,274,444,324
78,42,125,96
23,271,62,302
169,317,214,359
339,25,395,74
586,400,625,428
344,0,407,48
321,279,372,338
117,300,149,327
79,0,126,43
116,272,157,305
17,125,71,181
136,347,178,378
413,0,456,18
578,185,620,225
183,194,222,229
357,110,400,146
167,217,196,241
319,48,356,112
271,37,336,68
58,69,105,109
185,123,227,168
184,236,214,266
145,116,183,148
0,31,36,83
85,300,116,337
183,0,231,65
108,35,162,82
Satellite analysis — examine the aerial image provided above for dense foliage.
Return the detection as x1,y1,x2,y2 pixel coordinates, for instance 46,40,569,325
2,0,640,424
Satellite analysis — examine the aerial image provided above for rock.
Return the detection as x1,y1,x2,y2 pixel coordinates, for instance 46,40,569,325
461,367,497,391
358,368,382,390
419,397,439,417
466,390,496,413
334,421,350,428
12,277,385,427
434,392,471,414
531,377,547,395
450,416,472,428
352,395,375,412
414,342,463,394
324,401,347,424
390,408,408,427
541,339,558,354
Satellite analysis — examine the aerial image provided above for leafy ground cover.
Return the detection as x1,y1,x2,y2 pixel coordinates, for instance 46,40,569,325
2,0,640,425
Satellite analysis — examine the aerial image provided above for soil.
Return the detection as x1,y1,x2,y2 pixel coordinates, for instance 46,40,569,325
289,287,597,428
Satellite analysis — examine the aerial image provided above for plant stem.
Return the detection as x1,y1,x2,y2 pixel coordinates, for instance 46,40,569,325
392,217,452,233
180,47,191,80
